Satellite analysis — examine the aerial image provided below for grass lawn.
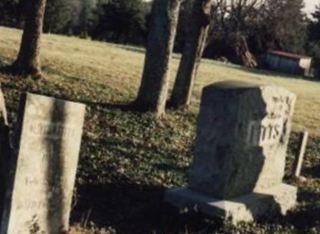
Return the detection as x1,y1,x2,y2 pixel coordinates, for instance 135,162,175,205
1,26,320,233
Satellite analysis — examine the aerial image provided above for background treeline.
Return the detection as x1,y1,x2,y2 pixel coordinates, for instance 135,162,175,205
1,0,320,66
0,0,151,44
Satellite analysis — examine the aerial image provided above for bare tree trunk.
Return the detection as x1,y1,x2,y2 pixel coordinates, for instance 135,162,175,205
135,0,181,117
170,0,213,109
11,0,47,78
232,33,257,68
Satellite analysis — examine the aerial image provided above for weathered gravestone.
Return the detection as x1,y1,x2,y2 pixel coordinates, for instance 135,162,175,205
166,80,297,223
1,93,86,234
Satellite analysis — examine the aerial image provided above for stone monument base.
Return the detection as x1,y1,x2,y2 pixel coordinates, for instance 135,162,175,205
165,183,297,224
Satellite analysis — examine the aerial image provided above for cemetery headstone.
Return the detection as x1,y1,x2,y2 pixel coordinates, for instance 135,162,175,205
1,93,86,234
165,80,297,223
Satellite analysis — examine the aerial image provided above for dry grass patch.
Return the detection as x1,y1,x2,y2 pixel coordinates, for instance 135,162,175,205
1,26,319,135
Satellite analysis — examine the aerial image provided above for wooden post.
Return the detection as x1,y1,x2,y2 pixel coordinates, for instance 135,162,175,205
293,131,309,178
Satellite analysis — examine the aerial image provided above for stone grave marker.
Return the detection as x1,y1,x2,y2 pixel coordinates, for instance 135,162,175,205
166,80,297,223
1,93,85,234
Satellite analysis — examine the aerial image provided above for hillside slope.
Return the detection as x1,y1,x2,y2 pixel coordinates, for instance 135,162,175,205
1,26,320,136
1,26,320,233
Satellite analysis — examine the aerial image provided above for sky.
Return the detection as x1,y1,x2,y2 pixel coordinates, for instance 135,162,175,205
304,0,318,15
144,0,318,16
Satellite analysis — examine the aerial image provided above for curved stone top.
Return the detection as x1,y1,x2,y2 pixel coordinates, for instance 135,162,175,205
204,80,296,98
207,80,261,90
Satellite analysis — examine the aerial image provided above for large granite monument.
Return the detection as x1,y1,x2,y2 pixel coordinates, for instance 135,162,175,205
165,80,297,223
1,93,86,234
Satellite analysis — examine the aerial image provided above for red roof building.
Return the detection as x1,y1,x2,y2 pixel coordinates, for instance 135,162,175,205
264,50,312,76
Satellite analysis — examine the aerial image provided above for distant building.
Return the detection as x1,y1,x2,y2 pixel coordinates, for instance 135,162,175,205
263,50,312,77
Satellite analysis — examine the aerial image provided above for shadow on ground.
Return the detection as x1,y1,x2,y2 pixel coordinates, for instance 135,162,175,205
69,131,320,233
71,180,320,233
1,67,320,232
232,66,319,82
286,188,320,229
303,165,320,178
71,176,214,233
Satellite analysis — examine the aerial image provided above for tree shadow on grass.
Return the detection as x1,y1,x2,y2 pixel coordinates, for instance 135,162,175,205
72,179,320,233
153,163,188,173
110,44,146,55
71,176,216,233
287,206,320,229
0,58,12,75
41,66,142,112
72,180,165,233
223,188,320,231
285,188,320,230
71,135,204,233
73,180,320,233
232,65,319,83
0,59,7,68
69,118,320,233
302,165,320,178
84,100,136,112
297,188,320,204
71,132,320,233
71,134,303,233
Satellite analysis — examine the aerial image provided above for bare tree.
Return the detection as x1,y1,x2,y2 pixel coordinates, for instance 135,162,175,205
169,0,264,109
219,0,264,66
135,0,181,117
170,0,221,108
10,0,47,78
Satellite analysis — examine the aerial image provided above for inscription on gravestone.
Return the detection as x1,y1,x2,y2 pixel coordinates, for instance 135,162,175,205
1,93,86,234
246,95,293,147
247,119,284,146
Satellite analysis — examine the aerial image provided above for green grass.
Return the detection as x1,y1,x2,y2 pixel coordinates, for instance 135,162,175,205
1,27,320,136
1,26,320,233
